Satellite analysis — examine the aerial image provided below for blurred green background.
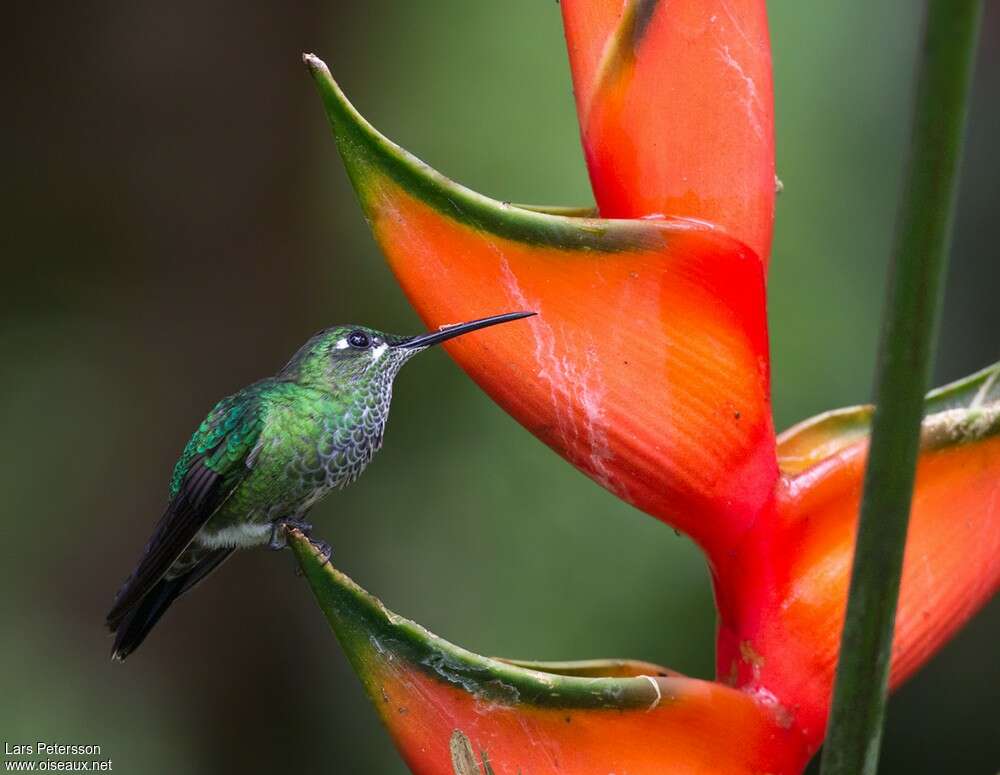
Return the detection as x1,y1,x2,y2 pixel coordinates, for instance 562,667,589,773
2,2,997,773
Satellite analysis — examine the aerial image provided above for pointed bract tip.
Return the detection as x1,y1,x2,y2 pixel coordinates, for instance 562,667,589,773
302,53,328,76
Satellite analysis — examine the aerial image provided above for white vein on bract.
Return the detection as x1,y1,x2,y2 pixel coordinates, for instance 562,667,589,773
717,44,764,140
498,255,618,494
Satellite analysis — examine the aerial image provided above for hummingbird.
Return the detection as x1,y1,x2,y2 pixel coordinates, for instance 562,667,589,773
106,311,534,660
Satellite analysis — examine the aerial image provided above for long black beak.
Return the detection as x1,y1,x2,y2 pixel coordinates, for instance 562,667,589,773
398,311,535,349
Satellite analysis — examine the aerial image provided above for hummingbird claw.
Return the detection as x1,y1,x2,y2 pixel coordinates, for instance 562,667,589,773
292,537,333,575
310,538,333,565
269,518,314,550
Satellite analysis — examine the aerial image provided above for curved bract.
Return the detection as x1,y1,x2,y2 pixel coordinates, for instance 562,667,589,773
776,362,1000,475
305,55,776,556
289,530,811,775
560,0,775,264
718,364,1000,750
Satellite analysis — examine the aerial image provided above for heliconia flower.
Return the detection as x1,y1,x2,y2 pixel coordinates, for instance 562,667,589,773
303,57,775,560
560,0,776,263
301,0,998,770
289,531,813,775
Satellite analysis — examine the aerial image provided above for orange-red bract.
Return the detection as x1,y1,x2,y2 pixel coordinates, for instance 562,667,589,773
305,56,777,558
303,4,999,761
290,531,812,775
560,0,776,265
714,374,1000,750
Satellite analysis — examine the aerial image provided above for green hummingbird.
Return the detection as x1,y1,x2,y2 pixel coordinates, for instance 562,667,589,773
107,311,534,660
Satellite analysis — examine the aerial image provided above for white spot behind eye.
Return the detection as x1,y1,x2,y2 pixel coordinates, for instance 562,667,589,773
371,343,388,362
335,338,350,350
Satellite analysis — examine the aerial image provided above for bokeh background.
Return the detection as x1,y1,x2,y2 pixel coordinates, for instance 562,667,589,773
3,2,998,773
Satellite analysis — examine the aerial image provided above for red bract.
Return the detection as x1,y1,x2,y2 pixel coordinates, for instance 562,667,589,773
719,369,1000,743
306,55,774,559
301,1,998,771
290,532,812,775
561,0,776,264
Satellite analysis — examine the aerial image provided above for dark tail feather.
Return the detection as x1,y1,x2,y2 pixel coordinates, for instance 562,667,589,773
110,577,185,661
108,549,233,661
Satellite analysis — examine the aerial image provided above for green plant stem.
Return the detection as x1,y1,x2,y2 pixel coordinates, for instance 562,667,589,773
819,3,983,774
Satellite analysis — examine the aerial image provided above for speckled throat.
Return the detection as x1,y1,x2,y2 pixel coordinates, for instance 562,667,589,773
311,347,414,495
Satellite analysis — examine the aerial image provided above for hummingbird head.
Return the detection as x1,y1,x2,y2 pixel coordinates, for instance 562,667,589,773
279,311,535,391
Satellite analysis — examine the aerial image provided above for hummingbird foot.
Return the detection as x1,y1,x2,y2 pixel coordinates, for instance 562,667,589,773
269,518,313,550
308,537,333,565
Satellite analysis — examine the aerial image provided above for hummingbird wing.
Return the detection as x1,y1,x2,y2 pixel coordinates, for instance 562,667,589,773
107,389,266,631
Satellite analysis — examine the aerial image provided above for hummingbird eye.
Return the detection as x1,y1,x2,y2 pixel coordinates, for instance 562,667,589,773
347,331,371,349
